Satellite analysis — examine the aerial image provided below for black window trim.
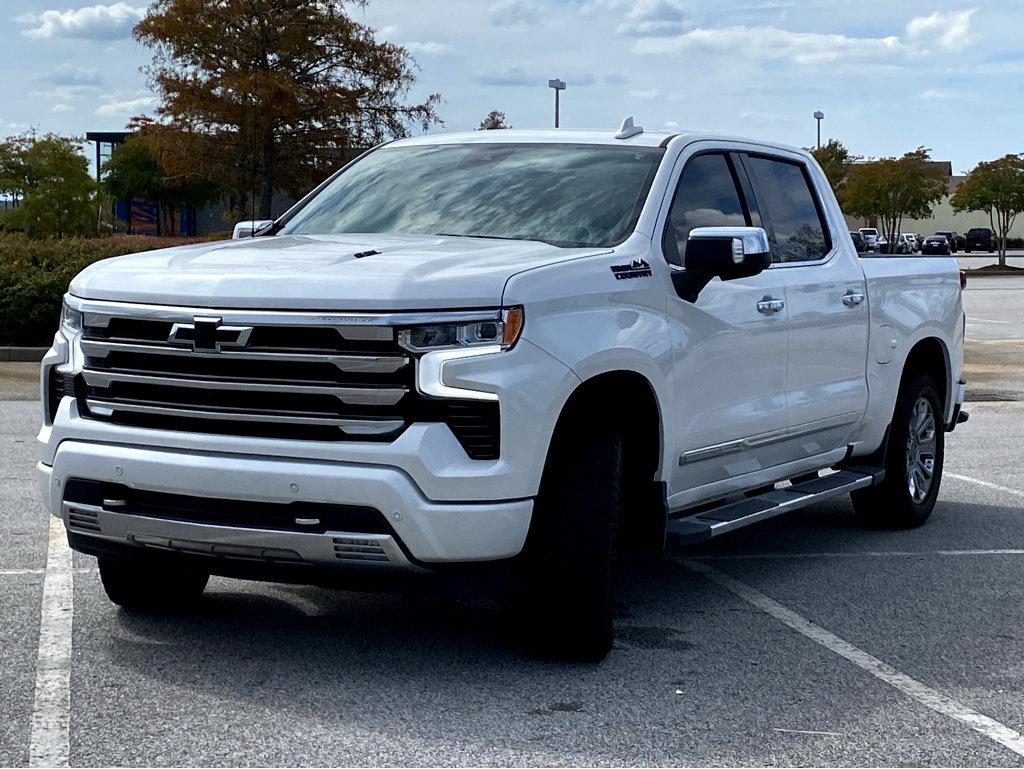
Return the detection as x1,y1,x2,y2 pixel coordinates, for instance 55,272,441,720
658,149,757,268
739,151,836,267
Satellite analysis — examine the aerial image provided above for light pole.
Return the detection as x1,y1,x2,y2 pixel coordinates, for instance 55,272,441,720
813,110,824,149
548,78,566,128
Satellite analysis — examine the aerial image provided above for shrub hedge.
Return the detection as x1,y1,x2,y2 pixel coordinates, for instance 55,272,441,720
0,233,216,346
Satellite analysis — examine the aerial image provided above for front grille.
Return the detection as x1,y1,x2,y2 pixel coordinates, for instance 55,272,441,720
75,305,500,458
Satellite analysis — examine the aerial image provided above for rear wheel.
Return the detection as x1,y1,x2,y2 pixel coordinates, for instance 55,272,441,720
98,558,209,611
519,426,621,662
852,373,944,527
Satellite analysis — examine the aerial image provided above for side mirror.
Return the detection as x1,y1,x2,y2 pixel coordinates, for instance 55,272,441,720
671,226,772,302
232,219,275,239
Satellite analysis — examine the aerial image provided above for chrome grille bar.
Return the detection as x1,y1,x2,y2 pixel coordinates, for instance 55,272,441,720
82,369,407,406
80,339,409,374
85,399,405,435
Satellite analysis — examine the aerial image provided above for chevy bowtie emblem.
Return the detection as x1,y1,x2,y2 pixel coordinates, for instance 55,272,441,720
168,316,253,352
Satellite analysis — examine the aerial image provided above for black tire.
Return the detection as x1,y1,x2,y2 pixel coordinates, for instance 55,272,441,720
98,558,209,611
519,427,622,662
851,373,944,527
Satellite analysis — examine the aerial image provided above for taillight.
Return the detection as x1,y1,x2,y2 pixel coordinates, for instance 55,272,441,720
959,270,967,291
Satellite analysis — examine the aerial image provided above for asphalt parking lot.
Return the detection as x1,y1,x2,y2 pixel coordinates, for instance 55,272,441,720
2,278,1023,766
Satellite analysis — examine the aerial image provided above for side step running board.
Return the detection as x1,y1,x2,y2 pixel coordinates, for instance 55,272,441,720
666,469,883,545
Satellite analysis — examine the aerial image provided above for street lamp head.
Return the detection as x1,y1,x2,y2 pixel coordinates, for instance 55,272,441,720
548,79,566,91
813,111,825,120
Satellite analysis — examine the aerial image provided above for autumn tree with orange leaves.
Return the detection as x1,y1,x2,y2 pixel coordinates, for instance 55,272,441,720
134,0,442,219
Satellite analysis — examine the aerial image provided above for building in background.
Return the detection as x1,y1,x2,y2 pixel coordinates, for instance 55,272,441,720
843,160,1024,240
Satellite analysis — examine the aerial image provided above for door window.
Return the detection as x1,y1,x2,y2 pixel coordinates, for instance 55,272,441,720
744,156,832,263
661,153,748,266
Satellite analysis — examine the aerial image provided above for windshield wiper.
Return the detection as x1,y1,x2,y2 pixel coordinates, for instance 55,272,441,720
435,232,564,248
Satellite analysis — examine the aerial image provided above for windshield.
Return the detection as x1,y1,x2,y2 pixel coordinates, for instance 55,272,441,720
280,143,665,248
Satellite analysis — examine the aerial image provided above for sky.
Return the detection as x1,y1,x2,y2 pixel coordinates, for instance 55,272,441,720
2,0,1023,174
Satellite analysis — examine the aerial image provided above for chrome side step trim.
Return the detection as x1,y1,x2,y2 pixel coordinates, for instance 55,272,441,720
666,469,882,544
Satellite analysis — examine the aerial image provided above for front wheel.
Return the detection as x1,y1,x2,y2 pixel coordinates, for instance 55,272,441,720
852,373,944,527
518,427,621,661
99,558,209,611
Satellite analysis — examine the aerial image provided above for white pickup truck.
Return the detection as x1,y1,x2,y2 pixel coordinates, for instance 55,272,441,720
39,122,967,660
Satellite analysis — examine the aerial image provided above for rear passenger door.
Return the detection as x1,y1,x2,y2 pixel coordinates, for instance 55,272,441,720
741,152,869,454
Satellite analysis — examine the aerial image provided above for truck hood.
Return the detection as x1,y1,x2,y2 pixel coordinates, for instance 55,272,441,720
70,233,607,310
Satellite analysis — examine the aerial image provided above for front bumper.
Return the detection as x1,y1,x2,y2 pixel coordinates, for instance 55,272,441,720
38,441,533,569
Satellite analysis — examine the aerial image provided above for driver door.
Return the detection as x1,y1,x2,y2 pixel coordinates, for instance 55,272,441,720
660,150,791,503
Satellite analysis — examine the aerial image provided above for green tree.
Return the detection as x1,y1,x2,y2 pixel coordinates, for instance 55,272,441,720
951,154,1024,268
134,0,442,220
841,149,947,252
478,110,510,130
101,134,163,233
810,138,851,197
2,134,98,238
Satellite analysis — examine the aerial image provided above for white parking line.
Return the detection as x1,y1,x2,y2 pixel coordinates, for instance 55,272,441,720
966,318,1011,325
946,473,1024,499
28,515,73,768
693,549,1024,561
683,559,1024,758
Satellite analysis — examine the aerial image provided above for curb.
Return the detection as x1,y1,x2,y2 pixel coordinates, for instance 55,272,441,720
0,347,48,362
965,270,1024,277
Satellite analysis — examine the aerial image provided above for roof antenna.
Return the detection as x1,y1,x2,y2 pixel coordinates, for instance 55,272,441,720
614,116,643,140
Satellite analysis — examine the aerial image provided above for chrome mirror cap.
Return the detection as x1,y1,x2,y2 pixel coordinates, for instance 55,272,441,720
232,220,276,239
688,226,771,261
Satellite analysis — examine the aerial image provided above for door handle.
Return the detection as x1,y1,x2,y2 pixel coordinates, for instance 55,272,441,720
756,297,785,314
842,291,865,308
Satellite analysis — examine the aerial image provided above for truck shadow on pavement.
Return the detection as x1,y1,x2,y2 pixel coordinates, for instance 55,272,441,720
96,497,1017,725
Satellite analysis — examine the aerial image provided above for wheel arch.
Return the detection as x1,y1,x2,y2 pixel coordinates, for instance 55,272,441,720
900,335,951,416
538,368,668,551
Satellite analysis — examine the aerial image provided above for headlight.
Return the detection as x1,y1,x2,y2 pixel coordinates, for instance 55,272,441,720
59,300,83,338
398,307,524,353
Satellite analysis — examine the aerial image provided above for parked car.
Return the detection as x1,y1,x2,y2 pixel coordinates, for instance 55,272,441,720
876,234,889,253
901,233,919,253
895,234,915,254
922,235,952,255
858,227,879,252
965,227,996,253
915,233,925,253
936,230,960,253
39,124,968,660
850,231,866,252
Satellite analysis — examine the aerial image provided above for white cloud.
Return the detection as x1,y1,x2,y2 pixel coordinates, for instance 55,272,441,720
20,2,146,40
95,95,155,115
920,88,955,100
628,87,662,100
906,8,978,51
634,25,903,64
664,120,680,129
615,0,688,37
379,25,399,37
403,41,451,56
51,103,73,113
489,0,541,27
